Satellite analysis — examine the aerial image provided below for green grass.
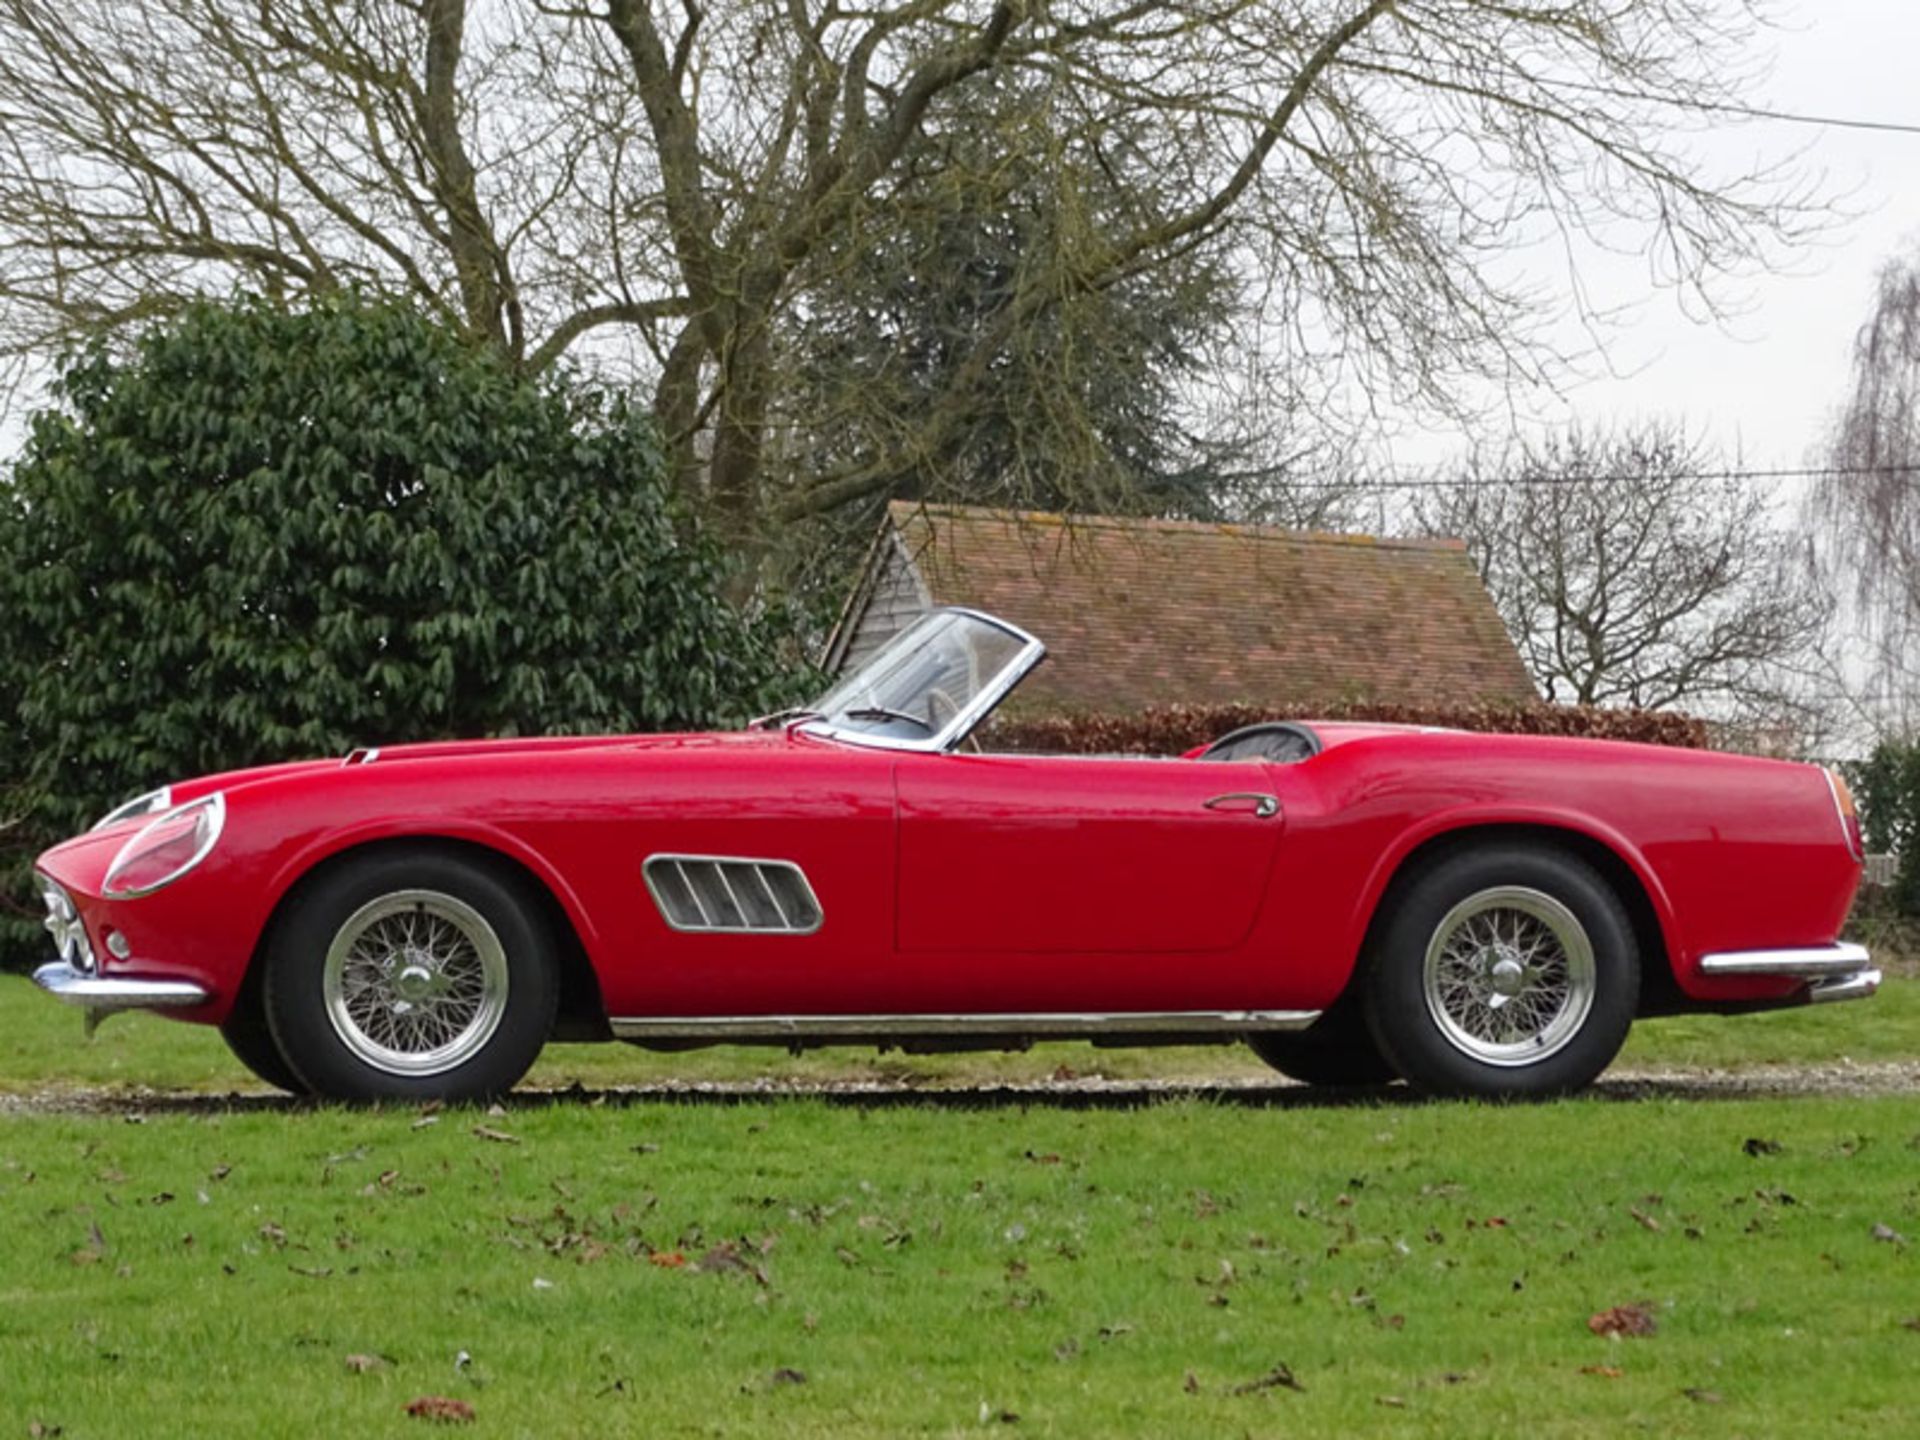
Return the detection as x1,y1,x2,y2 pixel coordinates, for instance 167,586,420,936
1,973,1918,1435
2,973,1915,1098
2,1093,1919,1437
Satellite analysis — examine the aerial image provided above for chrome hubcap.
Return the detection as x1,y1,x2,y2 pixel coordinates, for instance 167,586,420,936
322,890,509,1077
1422,886,1596,1067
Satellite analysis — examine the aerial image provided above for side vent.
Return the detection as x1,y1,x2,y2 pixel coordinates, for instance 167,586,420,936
643,855,823,934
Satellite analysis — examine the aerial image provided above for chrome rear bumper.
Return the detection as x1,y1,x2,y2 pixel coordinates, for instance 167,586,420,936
1698,943,1880,1005
32,962,210,1014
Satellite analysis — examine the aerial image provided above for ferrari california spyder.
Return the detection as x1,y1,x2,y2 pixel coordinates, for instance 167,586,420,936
30,607,1874,1101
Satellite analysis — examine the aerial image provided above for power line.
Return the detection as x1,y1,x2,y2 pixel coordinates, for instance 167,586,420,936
1338,463,1920,491
1541,78,1920,138
1347,47,1920,138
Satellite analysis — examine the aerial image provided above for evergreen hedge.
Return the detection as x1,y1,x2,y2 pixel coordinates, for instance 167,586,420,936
1847,741,1920,916
0,295,805,967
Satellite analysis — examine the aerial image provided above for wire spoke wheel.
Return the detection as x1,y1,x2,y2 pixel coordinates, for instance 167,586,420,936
321,889,510,1077
1421,885,1596,1068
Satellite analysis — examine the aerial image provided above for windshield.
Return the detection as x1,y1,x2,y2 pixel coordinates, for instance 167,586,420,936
806,609,1042,750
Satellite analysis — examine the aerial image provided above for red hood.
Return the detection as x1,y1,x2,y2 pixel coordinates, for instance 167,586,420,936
115,729,783,812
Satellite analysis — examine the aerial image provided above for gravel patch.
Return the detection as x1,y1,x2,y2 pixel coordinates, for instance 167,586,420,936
0,1061,1913,1117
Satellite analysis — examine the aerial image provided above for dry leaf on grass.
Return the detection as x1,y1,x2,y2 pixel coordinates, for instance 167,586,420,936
1588,1303,1658,1338
647,1249,686,1268
405,1397,475,1423
344,1353,387,1373
471,1126,519,1145
696,1241,769,1285
70,1222,107,1266
1230,1363,1305,1396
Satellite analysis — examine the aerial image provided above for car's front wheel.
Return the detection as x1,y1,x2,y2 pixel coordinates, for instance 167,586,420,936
1363,844,1638,1098
262,848,557,1103
220,998,309,1095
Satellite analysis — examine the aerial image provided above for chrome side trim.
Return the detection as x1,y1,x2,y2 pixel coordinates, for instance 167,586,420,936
33,962,210,1012
1808,969,1881,1005
608,1009,1322,1041
1698,943,1873,977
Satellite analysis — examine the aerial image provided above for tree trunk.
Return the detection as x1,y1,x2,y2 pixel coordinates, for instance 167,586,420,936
709,315,773,595
652,320,707,505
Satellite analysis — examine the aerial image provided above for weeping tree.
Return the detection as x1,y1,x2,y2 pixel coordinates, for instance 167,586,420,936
0,0,1822,573
1812,254,1920,735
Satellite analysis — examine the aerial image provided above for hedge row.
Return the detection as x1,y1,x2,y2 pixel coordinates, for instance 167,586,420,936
982,700,1710,756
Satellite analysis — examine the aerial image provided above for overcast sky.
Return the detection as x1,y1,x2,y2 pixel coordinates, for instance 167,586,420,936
1379,0,1920,473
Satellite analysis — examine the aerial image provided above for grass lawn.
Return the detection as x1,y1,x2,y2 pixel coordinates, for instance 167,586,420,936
0,973,1915,1436
3,1092,1919,1437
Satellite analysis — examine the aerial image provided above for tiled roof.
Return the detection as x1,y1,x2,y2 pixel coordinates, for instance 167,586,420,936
885,502,1536,712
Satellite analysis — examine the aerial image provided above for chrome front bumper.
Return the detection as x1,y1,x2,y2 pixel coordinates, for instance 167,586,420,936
33,962,211,1022
1699,943,1880,1005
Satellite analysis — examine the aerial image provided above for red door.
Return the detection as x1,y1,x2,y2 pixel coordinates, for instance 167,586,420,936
894,752,1284,959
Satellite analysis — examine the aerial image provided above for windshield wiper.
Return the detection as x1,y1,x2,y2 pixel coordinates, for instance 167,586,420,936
749,707,823,730
841,706,934,732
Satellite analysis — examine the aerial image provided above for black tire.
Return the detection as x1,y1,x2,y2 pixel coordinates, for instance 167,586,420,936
220,998,309,1095
1246,1009,1399,1087
262,848,558,1103
1362,844,1638,1099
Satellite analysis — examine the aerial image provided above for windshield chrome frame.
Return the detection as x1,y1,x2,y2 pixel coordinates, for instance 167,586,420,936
799,607,1046,754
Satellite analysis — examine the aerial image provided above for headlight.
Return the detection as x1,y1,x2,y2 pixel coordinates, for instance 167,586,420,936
92,786,173,831
102,793,226,899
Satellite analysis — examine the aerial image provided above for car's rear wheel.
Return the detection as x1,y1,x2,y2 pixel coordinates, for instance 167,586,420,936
262,849,557,1103
1363,844,1638,1099
1245,1007,1399,1087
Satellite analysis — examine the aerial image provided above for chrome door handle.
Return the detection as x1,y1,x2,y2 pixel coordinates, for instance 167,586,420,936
1203,792,1280,819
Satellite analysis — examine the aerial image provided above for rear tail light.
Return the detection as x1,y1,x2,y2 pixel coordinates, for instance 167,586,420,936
1827,770,1864,862
103,793,226,899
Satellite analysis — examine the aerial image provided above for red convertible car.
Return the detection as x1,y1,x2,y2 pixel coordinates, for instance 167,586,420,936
32,607,1873,1102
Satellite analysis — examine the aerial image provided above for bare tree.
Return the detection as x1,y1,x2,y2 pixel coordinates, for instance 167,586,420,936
1414,424,1828,723
0,0,1821,565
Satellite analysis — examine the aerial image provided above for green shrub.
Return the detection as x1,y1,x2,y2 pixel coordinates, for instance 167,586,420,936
0,294,807,967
